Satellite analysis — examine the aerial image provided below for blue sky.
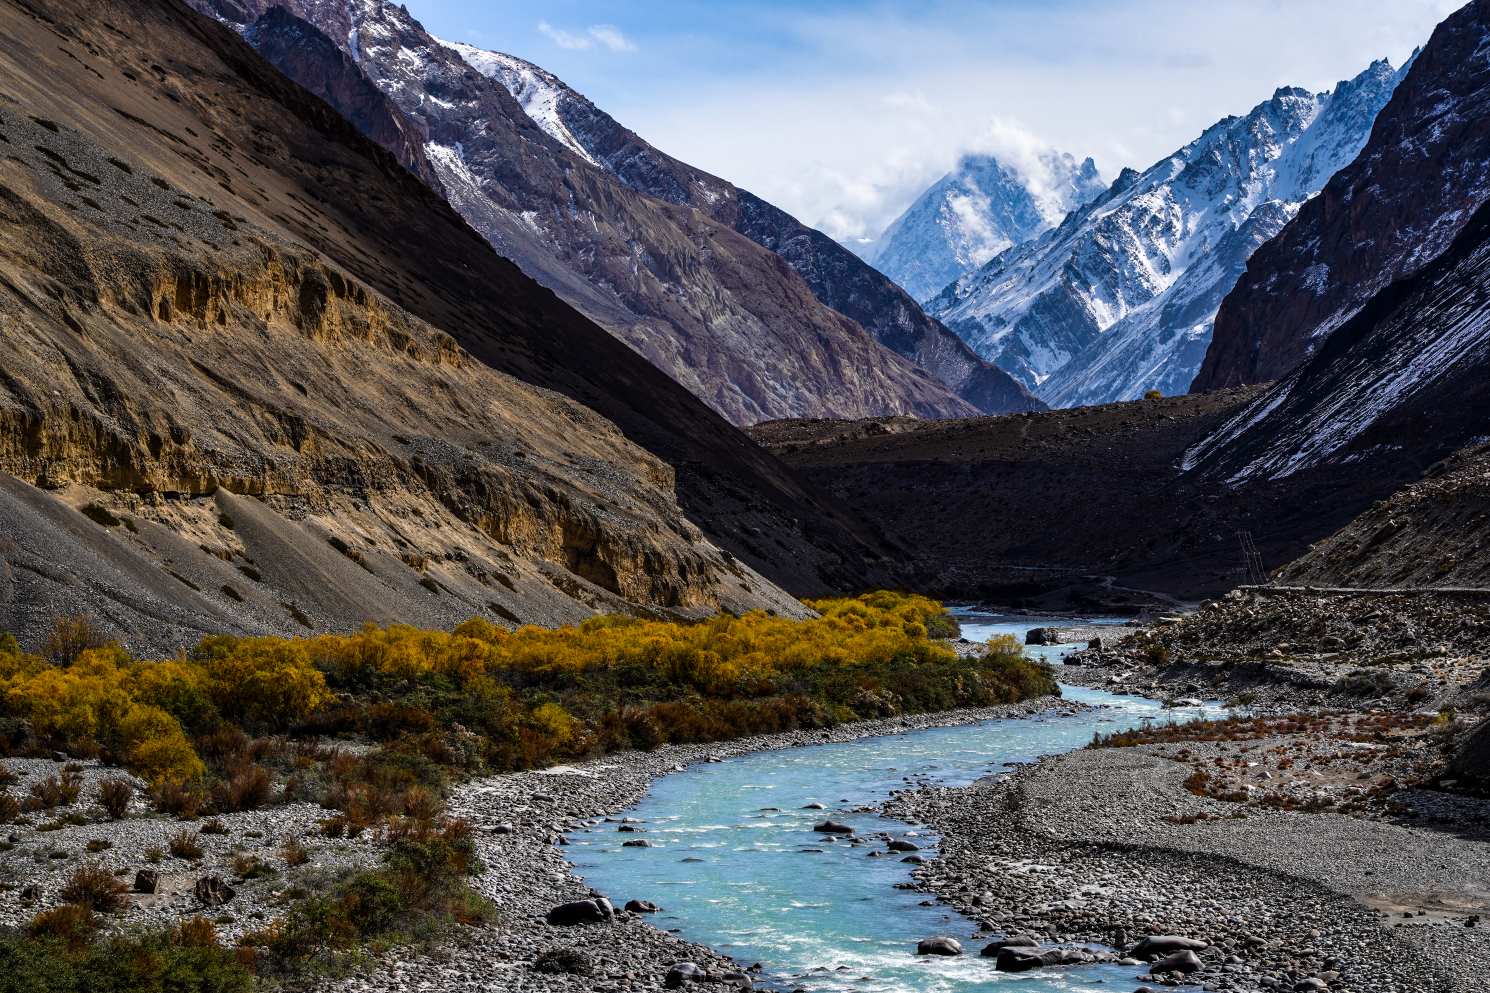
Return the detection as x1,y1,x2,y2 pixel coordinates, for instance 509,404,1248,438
406,1,1460,243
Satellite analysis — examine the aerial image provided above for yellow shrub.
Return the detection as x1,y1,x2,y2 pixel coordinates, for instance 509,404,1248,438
120,703,204,784
191,637,331,729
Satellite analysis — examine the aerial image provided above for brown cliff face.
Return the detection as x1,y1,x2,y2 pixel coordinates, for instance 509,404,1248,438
0,0,898,651
1196,0,1490,391
191,0,976,427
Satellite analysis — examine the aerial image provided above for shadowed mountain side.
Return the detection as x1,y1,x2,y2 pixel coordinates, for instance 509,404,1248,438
0,0,911,604
1276,442,1490,589
750,389,1430,608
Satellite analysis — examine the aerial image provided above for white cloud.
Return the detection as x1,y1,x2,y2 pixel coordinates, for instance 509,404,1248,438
882,90,935,116
537,21,636,53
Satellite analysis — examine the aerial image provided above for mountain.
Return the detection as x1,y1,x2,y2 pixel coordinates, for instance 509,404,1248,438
1182,194,1490,490
863,151,1105,303
1196,0,1490,391
189,0,986,427
0,0,904,650
439,43,1040,416
927,62,1403,407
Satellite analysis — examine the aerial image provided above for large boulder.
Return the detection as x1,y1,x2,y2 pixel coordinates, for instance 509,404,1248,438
994,946,1047,972
1026,627,1059,645
546,898,615,926
1151,949,1204,975
916,936,962,956
1448,717,1490,787
625,899,660,913
887,840,920,852
664,962,708,988
813,820,854,834
193,876,235,907
981,934,1038,957
133,869,159,894
1128,935,1207,961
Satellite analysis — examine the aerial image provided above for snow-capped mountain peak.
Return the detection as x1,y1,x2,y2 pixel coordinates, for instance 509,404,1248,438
926,59,1404,407
864,150,1104,303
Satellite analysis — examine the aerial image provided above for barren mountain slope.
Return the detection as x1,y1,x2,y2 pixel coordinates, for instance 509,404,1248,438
189,0,976,426
440,43,1039,417
0,0,890,651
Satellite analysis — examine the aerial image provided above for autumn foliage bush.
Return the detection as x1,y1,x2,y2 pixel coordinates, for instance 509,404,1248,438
0,592,1053,788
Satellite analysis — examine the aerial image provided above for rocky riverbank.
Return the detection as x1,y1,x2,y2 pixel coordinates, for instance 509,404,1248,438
887,745,1490,993
1059,586,1490,712
322,696,1078,993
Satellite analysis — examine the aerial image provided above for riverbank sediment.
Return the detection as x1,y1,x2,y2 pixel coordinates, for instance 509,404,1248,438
323,696,1079,993
886,724,1490,993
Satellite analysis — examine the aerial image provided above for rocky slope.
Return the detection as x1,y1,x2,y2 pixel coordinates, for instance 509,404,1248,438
191,0,979,427
0,0,911,652
439,42,1038,416
1277,442,1490,589
928,62,1402,406
1182,195,1490,489
1197,0,1490,391
863,151,1104,304
242,6,444,193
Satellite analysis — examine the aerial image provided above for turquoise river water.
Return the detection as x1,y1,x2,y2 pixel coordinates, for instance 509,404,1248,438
568,611,1221,992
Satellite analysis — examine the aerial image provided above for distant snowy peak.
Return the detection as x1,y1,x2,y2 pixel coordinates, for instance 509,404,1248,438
926,59,1402,406
866,150,1104,303
438,40,599,166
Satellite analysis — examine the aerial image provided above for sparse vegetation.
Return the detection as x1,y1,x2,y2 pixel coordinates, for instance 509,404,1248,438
98,777,133,819
58,863,128,913
168,828,204,860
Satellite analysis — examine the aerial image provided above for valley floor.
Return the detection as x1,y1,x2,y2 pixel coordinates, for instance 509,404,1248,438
316,698,1072,993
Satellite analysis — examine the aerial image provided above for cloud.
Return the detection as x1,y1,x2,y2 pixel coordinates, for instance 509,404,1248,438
882,90,935,116
537,21,636,53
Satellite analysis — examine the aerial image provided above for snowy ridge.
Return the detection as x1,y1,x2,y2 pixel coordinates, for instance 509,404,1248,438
927,61,1402,405
438,40,599,166
864,152,1105,303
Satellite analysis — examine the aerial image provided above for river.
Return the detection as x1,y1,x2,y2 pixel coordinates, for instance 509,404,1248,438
567,610,1219,992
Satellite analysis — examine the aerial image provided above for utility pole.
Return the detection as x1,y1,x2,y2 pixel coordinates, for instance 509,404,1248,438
1237,530,1267,585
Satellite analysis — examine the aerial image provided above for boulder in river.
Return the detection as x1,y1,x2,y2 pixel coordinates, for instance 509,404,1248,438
887,840,920,852
1129,936,1207,961
813,820,854,834
546,898,615,926
1025,627,1060,645
981,934,1038,957
995,946,1047,972
1150,949,1204,975
625,899,660,913
802,801,826,810
622,839,653,848
916,936,962,956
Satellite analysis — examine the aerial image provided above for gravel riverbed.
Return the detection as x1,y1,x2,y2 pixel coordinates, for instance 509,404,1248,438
886,741,1490,993
322,696,1073,993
